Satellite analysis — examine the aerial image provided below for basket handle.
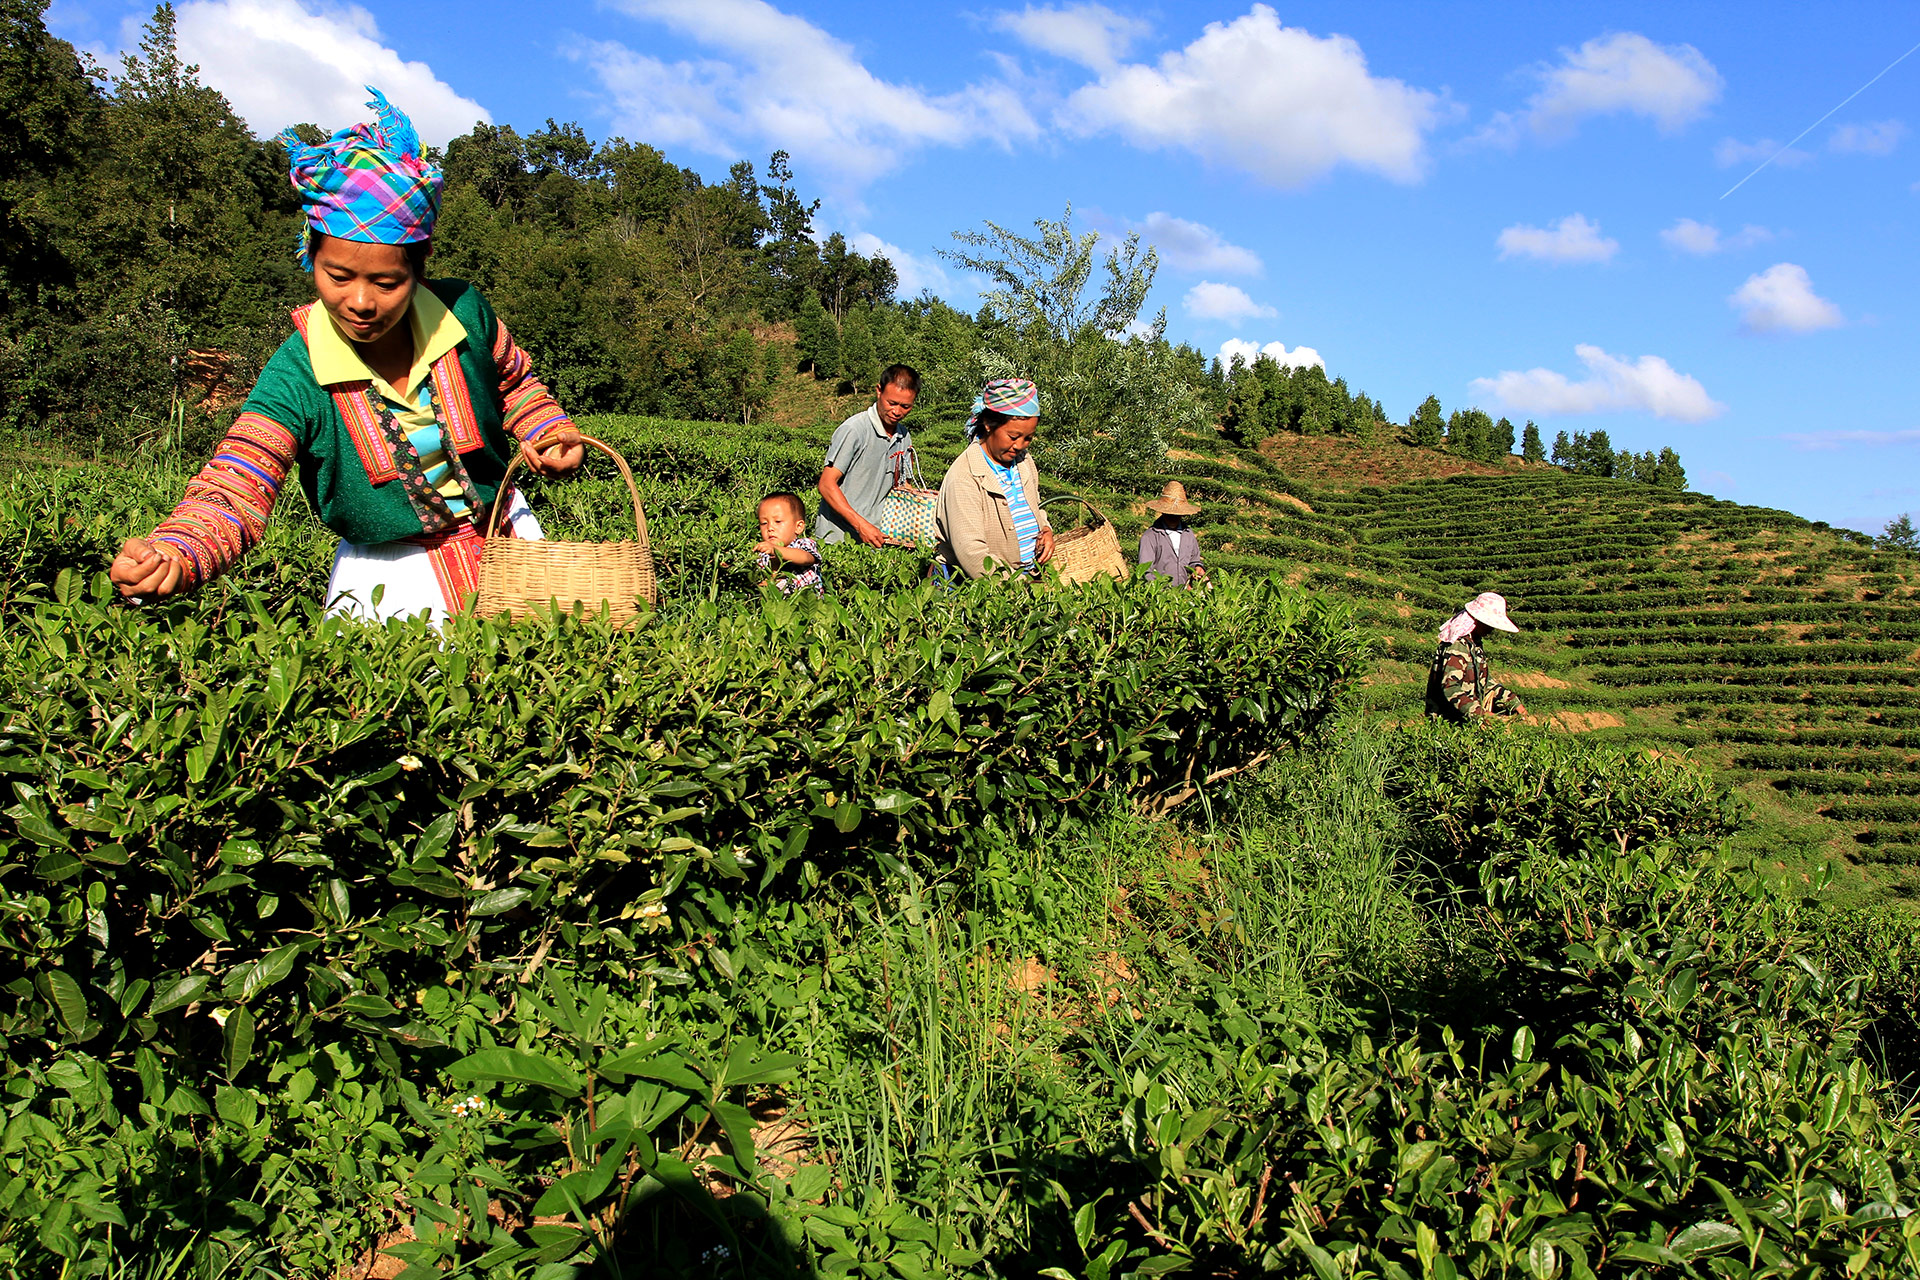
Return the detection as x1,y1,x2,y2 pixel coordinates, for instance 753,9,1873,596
486,432,649,546
1039,494,1105,526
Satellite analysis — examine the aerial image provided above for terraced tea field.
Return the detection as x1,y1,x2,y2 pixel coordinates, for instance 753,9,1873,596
1113,428,1920,897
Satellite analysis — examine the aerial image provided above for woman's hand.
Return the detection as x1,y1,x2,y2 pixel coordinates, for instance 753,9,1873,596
109,537,188,600
522,426,585,478
1034,526,1056,565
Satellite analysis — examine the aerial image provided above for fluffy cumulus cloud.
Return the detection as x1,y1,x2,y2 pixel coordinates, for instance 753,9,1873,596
1830,119,1906,155
1136,212,1262,275
1495,213,1618,264
1479,32,1722,145
173,0,488,145
991,3,1151,72
1714,137,1813,169
583,0,1039,185
1729,263,1843,334
846,232,956,299
1060,5,1447,187
1218,338,1323,371
1470,344,1724,422
1658,218,1773,254
1184,281,1276,322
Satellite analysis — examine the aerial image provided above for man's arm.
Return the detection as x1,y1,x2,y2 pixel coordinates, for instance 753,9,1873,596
817,466,886,547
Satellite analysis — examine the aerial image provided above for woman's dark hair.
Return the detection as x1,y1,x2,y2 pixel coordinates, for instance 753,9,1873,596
971,408,1012,440
309,230,432,278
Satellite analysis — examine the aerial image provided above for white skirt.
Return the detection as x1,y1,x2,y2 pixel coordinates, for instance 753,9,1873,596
325,490,544,625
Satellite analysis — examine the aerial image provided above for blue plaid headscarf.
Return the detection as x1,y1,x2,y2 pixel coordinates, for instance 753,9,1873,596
965,378,1041,438
280,88,443,270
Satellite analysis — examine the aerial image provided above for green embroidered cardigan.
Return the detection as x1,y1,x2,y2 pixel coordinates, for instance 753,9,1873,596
150,280,573,586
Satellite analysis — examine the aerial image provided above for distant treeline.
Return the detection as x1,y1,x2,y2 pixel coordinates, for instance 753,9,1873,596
2,0,1687,493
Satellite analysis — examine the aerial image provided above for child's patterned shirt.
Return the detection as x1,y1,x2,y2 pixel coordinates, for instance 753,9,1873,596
758,536,824,594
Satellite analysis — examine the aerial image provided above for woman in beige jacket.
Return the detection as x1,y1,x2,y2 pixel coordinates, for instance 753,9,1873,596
935,378,1056,580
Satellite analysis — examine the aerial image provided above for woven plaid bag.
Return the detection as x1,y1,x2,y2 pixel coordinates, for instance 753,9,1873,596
876,448,939,547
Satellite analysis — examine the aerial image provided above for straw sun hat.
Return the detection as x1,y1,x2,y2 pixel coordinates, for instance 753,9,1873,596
1146,481,1201,518
1463,591,1518,633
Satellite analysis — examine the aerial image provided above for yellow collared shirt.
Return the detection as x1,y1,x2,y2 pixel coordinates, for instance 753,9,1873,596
305,289,474,513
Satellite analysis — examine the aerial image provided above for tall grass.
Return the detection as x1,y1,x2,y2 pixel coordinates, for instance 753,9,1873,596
782,719,1428,1257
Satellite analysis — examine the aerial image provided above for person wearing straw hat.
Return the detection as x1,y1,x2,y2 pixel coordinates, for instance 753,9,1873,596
1425,592,1529,721
108,88,584,624
934,377,1055,580
1138,481,1208,588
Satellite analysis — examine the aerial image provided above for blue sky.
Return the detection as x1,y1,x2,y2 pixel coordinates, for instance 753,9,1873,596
47,0,1920,532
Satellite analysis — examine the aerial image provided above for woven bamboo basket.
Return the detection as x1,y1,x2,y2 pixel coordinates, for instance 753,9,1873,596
477,435,656,624
1041,495,1130,585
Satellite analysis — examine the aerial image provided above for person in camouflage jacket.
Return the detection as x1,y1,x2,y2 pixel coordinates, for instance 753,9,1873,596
1425,591,1529,721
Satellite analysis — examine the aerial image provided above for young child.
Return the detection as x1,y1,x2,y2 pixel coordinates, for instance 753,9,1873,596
1138,481,1207,587
755,492,824,594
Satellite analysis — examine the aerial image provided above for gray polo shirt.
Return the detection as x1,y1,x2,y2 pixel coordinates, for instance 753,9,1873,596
816,403,914,543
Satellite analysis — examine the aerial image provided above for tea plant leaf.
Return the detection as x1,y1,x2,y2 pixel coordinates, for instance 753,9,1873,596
448,1048,581,1097
148,973,209,1017
38,971,88,1038
222,1005,255,1081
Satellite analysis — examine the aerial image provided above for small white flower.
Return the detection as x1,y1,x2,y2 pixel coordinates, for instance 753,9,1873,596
397,755,424,772
637,901,666,918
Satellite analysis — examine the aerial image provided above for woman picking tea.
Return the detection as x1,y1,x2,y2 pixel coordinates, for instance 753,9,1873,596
109,89,585,623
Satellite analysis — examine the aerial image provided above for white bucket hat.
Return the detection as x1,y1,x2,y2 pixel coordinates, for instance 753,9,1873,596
1463,591,1518,633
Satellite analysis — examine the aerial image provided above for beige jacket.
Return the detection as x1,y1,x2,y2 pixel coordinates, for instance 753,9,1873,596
935,440,1052,579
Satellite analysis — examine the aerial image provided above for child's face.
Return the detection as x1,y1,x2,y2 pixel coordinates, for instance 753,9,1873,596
758,499,803,545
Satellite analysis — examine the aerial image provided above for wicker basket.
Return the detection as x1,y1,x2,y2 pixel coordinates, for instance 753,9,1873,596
477,435,656,624
1041,496,1130,585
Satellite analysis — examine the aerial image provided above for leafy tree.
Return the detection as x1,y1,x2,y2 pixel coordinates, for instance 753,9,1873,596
1408,396,1444,449
1492,416,1516,459
940,204,1200,478
838,302,877,389
1446,408,1495,460
1521,422,1545,463
797,290,836,378
1651,446,1687,490
1882,514,1919,551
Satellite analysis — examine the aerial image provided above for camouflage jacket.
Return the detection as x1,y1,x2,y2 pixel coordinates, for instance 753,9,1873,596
1424,635,1523,720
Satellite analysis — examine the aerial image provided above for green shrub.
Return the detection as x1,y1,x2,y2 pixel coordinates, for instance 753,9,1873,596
0,569,1363,1266
1387,723,1739,862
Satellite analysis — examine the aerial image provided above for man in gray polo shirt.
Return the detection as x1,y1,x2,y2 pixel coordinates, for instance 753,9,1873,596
815,364,921,545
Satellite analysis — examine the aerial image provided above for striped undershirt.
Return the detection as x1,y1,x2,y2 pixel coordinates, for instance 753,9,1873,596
985,453,1040,568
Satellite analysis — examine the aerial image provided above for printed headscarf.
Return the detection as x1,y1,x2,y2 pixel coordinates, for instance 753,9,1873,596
1436,611,1477,643
280,88,443,270
965,377,1041,438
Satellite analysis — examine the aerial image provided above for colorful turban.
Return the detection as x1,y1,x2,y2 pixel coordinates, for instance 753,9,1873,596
965,377,1041,437
279,88,443,270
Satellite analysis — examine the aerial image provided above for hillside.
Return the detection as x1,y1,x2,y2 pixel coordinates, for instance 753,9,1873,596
1031,421,1920,901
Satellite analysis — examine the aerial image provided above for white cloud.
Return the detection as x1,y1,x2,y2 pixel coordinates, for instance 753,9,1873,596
846,232,955,299
1830,119,1906,155
1780,429,1920,451
1496,213,1618,264
1658,218,1773,254
1136,212,1262,275
1470,344,1725,422
1219,338,1323,371
583,0,1040,185
1060,4,1446,187
173,0,488,147
1479,32,1721,145
991,3,1150,72
1729,263,1843,334
1714,137,1813,169
1184,281,1275,322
